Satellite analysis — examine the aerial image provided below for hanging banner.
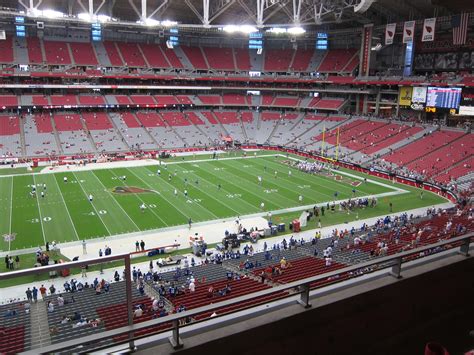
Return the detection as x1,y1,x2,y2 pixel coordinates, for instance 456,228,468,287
422,18,436,42
360,24,373,76
412,86,427,103
385,23,396,45
398,86,413,106
403,21,415,43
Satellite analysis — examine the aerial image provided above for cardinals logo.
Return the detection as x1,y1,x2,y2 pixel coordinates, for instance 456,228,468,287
405,29,412,36
425,26,432,33
112,186,154,194
387,30,394,37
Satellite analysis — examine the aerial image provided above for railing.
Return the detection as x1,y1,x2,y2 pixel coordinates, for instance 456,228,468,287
1,232,470,354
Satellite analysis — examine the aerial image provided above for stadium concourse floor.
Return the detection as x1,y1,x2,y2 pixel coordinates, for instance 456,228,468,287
0,197,454,304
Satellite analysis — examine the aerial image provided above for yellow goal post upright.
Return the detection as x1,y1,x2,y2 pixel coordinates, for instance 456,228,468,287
320,124,326,157
335,127,340,161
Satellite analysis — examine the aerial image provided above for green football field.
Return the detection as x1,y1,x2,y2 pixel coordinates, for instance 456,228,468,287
0,153,446,252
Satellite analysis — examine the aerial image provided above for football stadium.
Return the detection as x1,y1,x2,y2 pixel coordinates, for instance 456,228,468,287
0,1,473,354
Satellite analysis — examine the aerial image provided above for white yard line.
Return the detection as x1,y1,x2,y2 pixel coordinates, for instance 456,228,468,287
71,172,112,236
52,174,80,241
8,176,13,251
32,175,47,245
89,171,141,232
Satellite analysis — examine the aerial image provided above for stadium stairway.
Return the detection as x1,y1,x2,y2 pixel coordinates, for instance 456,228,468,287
264,116,283,144
182,112,210,142
49,113,64,155
306,51,326,72
29,301,52,349
93,42,112,67
13,37,29,65
163,118,189,147
172,47,194,70
19,116,27,157
237,113,249,142
79,113,99,153
249,50,264,72
314,50,329,72
211,112,231,137
284,116,328,146
107,113,132,151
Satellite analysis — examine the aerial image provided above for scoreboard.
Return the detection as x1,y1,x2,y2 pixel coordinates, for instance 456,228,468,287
426,87,462,109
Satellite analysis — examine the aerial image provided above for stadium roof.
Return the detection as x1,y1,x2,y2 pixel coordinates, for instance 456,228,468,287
0,0,472,31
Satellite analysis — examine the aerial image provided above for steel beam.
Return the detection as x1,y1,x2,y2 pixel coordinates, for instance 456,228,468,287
148,0,169,19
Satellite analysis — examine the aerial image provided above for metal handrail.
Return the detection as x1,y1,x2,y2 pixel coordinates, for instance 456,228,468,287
13,232,472,354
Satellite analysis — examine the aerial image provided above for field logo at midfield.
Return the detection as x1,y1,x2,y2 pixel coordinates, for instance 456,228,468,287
112,186,154,194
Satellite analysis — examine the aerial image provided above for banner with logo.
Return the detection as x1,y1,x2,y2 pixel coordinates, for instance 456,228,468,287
422,18,436,42
398,86,413,106
385,23,396,45
360,24,373,76
459,106,474,116
403,21,415,43
412,86,427,103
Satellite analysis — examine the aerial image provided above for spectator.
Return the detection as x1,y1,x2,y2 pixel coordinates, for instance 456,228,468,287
25,288,32,302
32,287,38,303
135,241,140,252
49,285,56,295
189,280,195,293
39,285,47,298
140,240,145,251
57,295,64,306
47,301,54,313
133,307,143,318
15,255,20,269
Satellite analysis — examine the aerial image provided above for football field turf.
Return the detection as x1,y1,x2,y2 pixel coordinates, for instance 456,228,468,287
0,154,444,251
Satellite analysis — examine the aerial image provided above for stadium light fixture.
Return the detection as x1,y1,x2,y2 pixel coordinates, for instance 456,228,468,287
143,18,160,26
223,25,258,34
240,25,258,34
41,9,65,19
267,27,287,34
223,25,239,33
287,26,305,35
161,20,178,27
78,13,92,22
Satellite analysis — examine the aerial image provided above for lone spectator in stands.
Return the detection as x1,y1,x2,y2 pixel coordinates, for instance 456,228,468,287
133,306,143,318
39,285,47,298
57,295,64,307
72,312,81,321
25,288,32,302
207,286,214,298
114,271,120,282
47,301,54,313
49,285,56,295
64,281,71,292
189,280,195,293
32,286,38,303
